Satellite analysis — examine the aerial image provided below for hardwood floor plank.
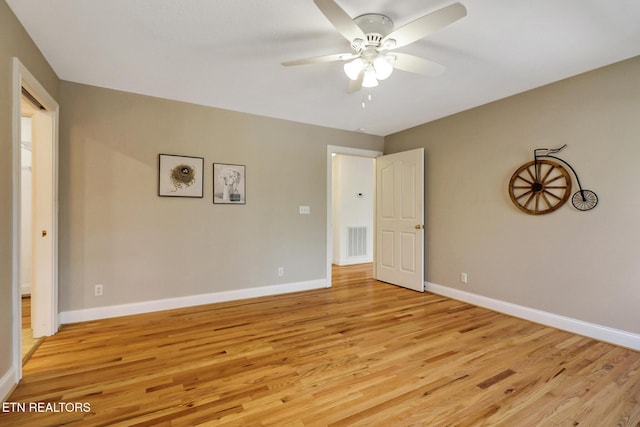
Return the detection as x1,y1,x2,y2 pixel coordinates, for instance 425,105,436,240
2,263,639,426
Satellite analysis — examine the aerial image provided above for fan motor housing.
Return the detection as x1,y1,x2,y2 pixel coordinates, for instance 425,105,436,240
354,13,394,45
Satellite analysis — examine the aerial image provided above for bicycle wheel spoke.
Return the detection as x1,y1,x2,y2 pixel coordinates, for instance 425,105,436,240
526,166,536,183
543,174,565,185
541,192,552,208
540,164,554,184
515,190,533,201
515,176,534,185
543,189,561,201
524,193,535,209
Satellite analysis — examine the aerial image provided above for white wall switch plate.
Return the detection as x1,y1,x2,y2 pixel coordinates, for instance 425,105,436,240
299,205,310,214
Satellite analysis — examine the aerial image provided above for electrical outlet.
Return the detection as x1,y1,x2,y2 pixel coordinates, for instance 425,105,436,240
278,267,284,277
460,273,468,284
94,284,104,296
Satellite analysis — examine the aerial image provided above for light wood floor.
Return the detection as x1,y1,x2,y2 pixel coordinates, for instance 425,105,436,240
4,264,640,426
21,296,43,365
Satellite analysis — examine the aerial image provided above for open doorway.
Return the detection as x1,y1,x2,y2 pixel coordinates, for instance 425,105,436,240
327,146,425,291
331,154,374,266
12,58,59,380
326,145,382,286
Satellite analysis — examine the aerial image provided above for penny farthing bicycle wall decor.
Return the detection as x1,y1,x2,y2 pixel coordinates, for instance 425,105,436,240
508,145,598,215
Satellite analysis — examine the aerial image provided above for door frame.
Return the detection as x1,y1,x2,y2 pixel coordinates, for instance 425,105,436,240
11,58,60,380
326,145,382,286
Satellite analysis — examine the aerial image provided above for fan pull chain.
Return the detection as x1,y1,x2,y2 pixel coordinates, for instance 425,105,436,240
361,90,373,109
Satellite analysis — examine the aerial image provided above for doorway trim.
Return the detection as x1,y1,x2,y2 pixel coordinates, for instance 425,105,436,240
11,58,60,382
326,145,382,287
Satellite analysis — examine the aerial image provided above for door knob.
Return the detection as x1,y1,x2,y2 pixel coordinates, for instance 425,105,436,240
414,224,423,229
42,230,47,237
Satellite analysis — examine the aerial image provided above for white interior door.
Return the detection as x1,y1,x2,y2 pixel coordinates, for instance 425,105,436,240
375,148,424,292
30,106,57,338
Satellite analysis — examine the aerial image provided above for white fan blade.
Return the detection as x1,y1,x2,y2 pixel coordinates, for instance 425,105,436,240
347,72,363,93
382,2,466,49
314,0,366,42
391,53,445,76
282,53,357,66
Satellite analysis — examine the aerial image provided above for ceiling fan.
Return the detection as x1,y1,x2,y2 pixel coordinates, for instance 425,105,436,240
282,0,467,92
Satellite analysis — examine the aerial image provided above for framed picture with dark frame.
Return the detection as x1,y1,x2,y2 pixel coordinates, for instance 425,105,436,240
158,154,204,198
213,163,246,204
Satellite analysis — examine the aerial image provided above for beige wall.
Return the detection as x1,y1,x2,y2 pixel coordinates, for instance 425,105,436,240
385,56,640,334
58,81,383,311
0,2,59,388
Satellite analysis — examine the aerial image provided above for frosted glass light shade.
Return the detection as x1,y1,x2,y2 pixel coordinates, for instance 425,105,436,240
362,67,379,88
344,58,364,80
373,55,393,80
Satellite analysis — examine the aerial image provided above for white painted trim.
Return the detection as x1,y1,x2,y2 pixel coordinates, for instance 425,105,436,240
11,57,22,392
335,256,374,266
326,145,382,287
0,366,18,402
426,281,640,351
60,279,327,324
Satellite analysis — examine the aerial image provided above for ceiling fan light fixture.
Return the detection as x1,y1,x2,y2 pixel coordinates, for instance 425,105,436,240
361,66,379,88
344,58,364,80
284,1,468,93
373,55,393,80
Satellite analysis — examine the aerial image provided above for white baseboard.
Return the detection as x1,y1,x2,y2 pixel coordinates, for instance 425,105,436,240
60,279,327,324
0,366,17,402
335,256,373,266
426,282,640,351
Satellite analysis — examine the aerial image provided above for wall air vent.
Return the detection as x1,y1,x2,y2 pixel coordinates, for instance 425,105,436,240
347,226,367,257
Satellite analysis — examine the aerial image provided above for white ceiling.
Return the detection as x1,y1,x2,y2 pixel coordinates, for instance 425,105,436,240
7,0,640,136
